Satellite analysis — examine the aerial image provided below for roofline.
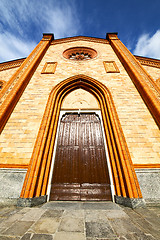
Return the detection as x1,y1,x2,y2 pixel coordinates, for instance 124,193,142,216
0,57,26,65
135,55,160,69
51,35,109,45
134,55,160,61
54,35,106,40
0,57,26,71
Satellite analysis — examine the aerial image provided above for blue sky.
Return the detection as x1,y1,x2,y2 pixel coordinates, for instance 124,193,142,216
0,0,160,62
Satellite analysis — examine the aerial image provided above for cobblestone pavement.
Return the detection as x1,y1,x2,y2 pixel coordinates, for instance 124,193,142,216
0,201,160,240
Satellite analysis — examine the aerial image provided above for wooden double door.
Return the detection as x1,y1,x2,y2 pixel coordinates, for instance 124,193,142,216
50,113,112,201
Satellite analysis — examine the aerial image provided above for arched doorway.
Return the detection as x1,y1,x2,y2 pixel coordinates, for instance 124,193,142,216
20,75,143,207
48,88,113,201
49,111,112,201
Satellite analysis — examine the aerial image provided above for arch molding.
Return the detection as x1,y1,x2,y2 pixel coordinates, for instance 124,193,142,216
20,74,143,203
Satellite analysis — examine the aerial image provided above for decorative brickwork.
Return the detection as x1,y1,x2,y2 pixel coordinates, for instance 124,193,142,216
107,33,160,128
103,61,120,73
0,34,53,133
135,55,160,69
115,41,160,100
0,58,25,72
0,41,46,106
41,62,57,74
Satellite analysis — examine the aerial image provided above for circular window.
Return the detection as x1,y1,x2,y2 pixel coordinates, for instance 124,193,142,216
63,47,97,61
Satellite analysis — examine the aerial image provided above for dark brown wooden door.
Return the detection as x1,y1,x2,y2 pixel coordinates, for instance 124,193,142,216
50,113,112,201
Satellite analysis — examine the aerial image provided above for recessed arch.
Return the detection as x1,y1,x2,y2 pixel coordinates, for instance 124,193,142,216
61,88,100,109
20,74,143,202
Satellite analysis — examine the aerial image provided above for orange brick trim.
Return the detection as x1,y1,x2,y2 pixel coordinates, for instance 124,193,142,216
20,74,142,200
156,78,160,88
0,164,28,169
41,62,57,74
135,55,160,69
0,34,54,133
103,61,120,73
134,164,160,169
0,58,25,71
107,33,160,128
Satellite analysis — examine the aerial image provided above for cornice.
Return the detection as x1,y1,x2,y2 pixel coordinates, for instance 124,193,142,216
51,36,109,45
134,164,160,169
135,55,160,69
0,58,26,72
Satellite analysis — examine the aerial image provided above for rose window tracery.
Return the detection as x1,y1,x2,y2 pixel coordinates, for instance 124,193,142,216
63,47,97,61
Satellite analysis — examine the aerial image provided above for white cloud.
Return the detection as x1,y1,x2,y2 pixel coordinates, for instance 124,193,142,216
0,0,82,62
45,6,81,39
0,32,36,62
133,30,160,59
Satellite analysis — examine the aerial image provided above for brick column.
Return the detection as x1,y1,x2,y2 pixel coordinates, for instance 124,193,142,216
106,33,160,128
0,33,54,133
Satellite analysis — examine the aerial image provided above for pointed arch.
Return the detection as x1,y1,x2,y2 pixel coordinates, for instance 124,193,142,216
20,74,142,201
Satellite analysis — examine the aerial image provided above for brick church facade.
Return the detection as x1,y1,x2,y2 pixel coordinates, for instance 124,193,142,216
0,33,160,207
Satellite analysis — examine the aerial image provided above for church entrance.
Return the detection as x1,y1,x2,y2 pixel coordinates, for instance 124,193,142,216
50,112,112,201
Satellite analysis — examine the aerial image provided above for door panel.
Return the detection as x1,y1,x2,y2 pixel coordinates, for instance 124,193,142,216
50,113,112,201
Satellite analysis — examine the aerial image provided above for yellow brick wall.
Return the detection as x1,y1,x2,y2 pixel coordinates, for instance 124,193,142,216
142,65,160,81
0,40,160,166
0,67,20,83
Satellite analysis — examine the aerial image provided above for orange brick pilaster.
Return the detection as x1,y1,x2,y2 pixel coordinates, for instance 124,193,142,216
106,33,160,128
0,33,54,133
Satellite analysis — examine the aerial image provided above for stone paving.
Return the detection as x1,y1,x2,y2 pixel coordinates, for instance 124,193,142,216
0,201,160,240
